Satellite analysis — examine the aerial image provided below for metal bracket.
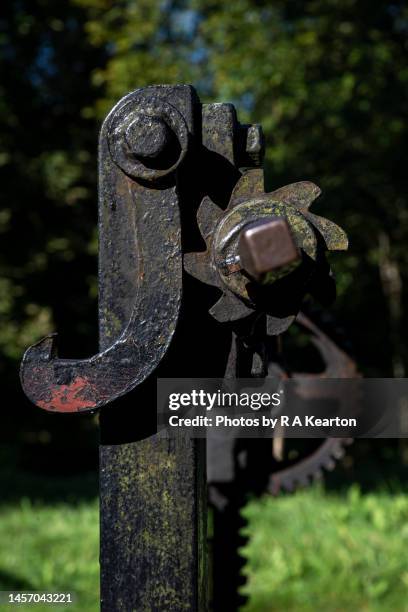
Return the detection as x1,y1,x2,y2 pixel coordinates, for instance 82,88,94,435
20,84,347,415
18,83,350,612
20,85,195,412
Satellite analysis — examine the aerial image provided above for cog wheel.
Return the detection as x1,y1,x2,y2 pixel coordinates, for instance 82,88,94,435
268,438,354,495
184,169,347,333
267,313,360,495
207,314,359,504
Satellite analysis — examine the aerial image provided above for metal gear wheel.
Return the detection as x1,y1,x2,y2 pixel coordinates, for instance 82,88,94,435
207,314,359,506
184,169,348,334
267,313,359,494
268,438,354,494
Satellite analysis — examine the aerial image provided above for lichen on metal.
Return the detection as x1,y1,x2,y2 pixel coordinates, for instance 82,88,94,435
18,83,349,611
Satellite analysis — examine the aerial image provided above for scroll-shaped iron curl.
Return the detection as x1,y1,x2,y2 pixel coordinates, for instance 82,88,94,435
20,85,196,412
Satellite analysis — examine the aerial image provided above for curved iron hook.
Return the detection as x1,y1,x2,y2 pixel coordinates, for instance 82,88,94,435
20,85,196,412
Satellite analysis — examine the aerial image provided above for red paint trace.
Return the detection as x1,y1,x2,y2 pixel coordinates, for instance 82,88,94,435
37,376,96,413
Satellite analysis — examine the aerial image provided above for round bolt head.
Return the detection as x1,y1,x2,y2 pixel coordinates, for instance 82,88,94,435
108,96,189,182
238,217,300,282
125,113,170,160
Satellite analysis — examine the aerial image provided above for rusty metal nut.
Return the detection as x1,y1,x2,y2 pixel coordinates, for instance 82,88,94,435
108,97,189,182
125,114,171,160
238,217,300,282
245,124,265,166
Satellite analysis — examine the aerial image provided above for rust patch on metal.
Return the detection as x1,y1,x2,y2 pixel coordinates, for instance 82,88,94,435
37,376,96,413
20,86,189,413
185,168,348,332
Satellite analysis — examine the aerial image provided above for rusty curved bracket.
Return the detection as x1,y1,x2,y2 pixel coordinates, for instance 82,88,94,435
20,85,196,412
20,182,181,413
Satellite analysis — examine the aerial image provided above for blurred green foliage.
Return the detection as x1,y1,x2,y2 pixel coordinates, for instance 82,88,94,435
1,0,408,445
1,0,408,392
0,0,102,380
241,485,408,611
1,482,408,612
72,0,408,376
2,5,408,607
0,498,99,612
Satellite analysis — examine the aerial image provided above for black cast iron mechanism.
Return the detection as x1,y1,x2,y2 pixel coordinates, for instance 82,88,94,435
20,84,347,413
19,83,350,612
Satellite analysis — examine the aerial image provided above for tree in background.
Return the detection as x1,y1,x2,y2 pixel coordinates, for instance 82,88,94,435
2,0,408,416
0,0,104,372
76,0,408,376
0,1,105,453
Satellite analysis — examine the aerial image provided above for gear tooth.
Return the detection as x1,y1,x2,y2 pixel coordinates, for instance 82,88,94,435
197,196,223,241
271,437,353,496
184,252,220,287
209,292,254,322
228,169,265,208
302,212,348,251
270,181,321,211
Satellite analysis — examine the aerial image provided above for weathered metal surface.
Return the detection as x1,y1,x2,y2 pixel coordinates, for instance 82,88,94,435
207,313,358,503
18,84,209,611
19,82,350,611
242,124,265,166
208,313,356,611
100,436,207,611
20,86,195,413
201,103,237,166
108,94,190,182
185,167,348,331
267,313,358,494
268,437,354,494
238,217,300,281
98,85,208,612
98,86,268,612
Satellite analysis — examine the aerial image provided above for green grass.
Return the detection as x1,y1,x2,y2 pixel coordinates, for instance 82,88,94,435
1,481,408,611
0,498,99,612
240,485,408,612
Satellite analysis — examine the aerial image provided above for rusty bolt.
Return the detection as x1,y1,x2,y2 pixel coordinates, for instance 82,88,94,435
245,124,265,166
238,217,300,282
125,113,171,160
109,97,189,181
